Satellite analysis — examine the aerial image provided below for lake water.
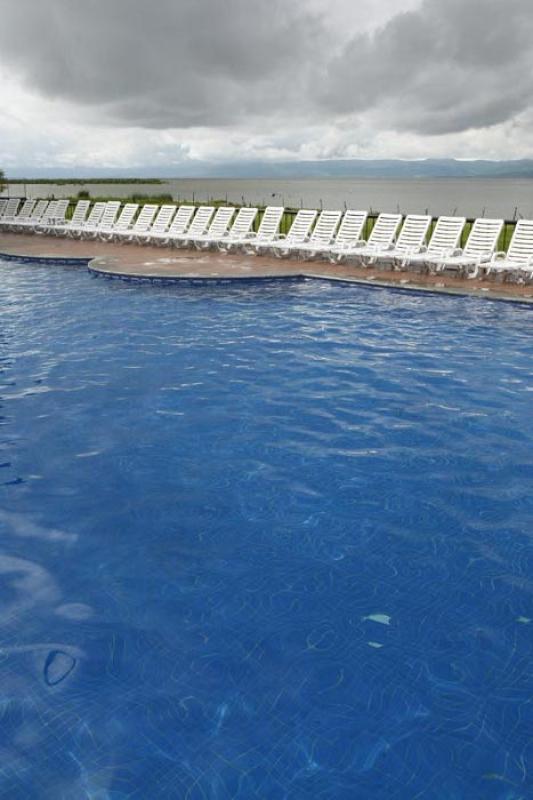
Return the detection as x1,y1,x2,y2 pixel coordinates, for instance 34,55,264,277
4,177,533,219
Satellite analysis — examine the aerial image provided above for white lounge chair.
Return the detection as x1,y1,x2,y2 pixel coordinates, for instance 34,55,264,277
370,214,431,267
80,201,121,239
9,200,36,230
0,199,7,218
148,205,195,245
99,204,139,241
191,207,236,249
66,202,107,238
42,199,69,230
330,213,402,263
14,200,50,231
426,218,504,275
304,209,368,260
32,200,61,233
113,204,158,243
0,199,21,226
216,207,258,251
133,205,176,243
397,216,466,271
169,207,215,247
476,219,533,282
43,200,91,236
290,210,343,259
231,206,284,254
265,209,318,256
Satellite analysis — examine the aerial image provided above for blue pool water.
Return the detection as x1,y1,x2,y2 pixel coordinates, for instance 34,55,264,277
0,262,532,799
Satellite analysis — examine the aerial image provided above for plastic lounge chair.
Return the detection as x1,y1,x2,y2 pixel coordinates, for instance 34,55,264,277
133,205,177,243
14,200,50,231
113,205,158,243
148,205,195,245
42,200,90,235
426,218,504,275
9,200,36,230
40,200,69,230
296,210,368,260
169,207,215,247
1,199,34,231
216,207,258,252
0,199,21,227
265,209,318,256
370,214,431,267
330,213,402,264
19,200,61,232
477,219,533,282
80,202,121,239
31,200,65,233
99,204,139,241
66,202,107,238
0,199,7,218
291,210,343,259
398,216,466,271
231,207,284,254
191,207,236,249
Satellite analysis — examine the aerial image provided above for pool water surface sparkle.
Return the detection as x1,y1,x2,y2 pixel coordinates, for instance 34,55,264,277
0,261,532,799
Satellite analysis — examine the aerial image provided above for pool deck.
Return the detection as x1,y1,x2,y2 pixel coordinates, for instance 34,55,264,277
1,232,532,303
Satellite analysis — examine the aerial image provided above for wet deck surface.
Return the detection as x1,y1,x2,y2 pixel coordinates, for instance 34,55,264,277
1,232,532,302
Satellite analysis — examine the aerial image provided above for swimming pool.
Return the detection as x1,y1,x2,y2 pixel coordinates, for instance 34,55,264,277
0,262,531,799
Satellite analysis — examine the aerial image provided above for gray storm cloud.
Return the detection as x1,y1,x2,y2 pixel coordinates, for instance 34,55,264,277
0,0,323,127
320,0,533,135
0,0,532,137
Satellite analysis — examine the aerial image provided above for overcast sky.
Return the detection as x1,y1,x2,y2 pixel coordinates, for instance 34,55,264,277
0,0,532,173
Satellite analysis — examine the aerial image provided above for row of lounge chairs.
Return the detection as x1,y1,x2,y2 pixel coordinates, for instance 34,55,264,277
1,197,532,282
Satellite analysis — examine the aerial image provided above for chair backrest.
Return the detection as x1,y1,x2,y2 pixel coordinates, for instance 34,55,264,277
51,199,69,222
42,200,59,221
113,203,139,230
3,199,20,218
505,219,533,264
29,199,49,220
69,200,91,226
205,207,235,238
286,209,317,243
367,213,402,248
334,210,368,245
227,207,258,239
168,205,195,235
83,202,107,227
256,207,284,241
16,200,36,220
187,207,215,237
40,199,68,224
310,210,342,243
149,205,177,234
0,199,7,217
426,216,466,255
96,202,121,230
132,204,158,232
463,218,504,257
394,214,431,253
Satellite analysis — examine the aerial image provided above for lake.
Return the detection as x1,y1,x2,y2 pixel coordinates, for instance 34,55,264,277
4,177,533,219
